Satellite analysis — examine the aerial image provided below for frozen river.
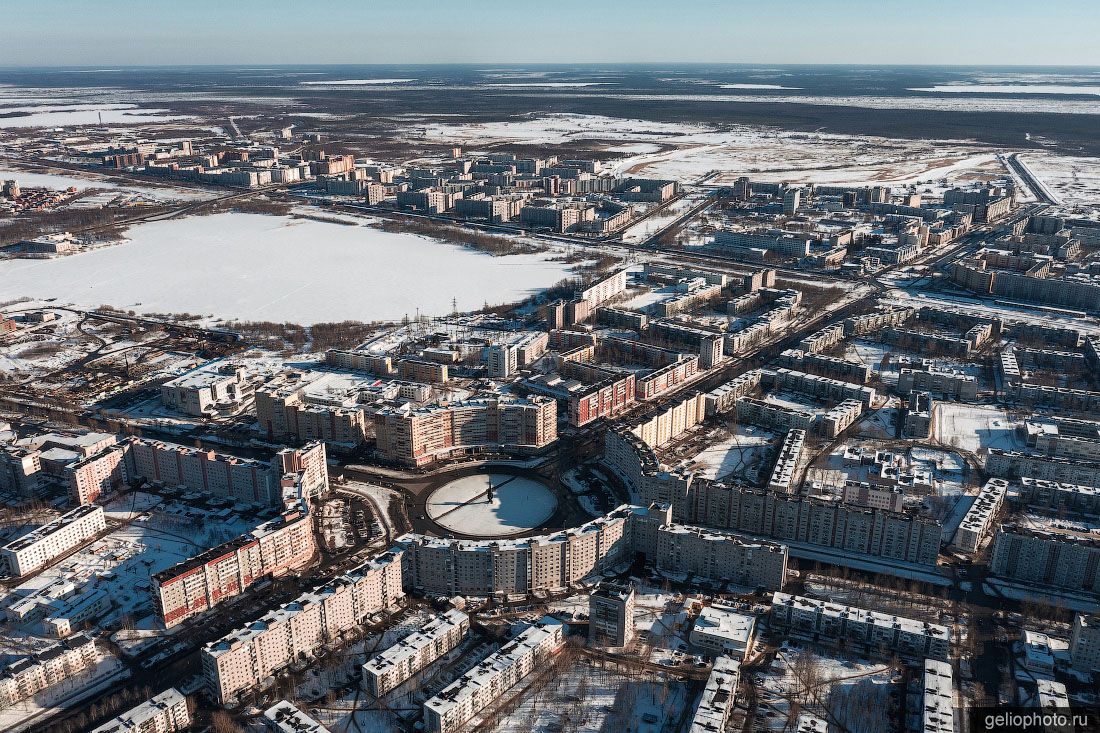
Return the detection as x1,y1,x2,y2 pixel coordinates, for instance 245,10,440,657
0,213,574,324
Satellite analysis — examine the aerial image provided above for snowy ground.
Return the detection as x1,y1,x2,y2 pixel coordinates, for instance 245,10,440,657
1017,151,1100,207
754,643,898,733
3,491,260,642
933,403,1021,454
490,659,690,733
425,474,558,537
0,166,212,202
407,113,1014,196
0,213,575,325
689,424,777,482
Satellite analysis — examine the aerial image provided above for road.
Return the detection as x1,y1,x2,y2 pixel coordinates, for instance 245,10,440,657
1005,153,1060,206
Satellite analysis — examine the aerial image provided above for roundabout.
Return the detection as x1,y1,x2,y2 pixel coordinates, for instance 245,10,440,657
425,472,558,538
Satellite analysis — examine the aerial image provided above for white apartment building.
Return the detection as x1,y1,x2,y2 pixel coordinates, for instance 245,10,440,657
1,505,106,577
577,268,628,307
766,429,806,494
770,593,950,661
423,619,565,733
362,608,469,698
0,633,98,709
90,687,191,733
921,659,954,733
952,478,1007,553
690,606,756,660
0,445,42,497
687,655,741,733
202,549,404,703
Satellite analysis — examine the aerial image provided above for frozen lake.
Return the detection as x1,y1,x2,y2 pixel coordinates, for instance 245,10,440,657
0,213,574,324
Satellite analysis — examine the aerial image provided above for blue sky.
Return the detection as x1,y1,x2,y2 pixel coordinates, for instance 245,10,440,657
1,0,1096,67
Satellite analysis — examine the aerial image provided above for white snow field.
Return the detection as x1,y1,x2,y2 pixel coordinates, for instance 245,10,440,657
426,473,557,537
0,213,573,324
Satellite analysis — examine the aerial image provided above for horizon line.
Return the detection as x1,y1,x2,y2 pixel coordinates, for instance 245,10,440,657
2,61,1100,71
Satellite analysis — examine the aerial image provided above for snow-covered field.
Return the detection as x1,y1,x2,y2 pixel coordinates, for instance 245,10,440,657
426,474,558,537
0,213,574,325
934,403,1020,453
1017,151,1100,207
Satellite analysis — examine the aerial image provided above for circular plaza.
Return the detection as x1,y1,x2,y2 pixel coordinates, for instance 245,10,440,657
425,472,559,538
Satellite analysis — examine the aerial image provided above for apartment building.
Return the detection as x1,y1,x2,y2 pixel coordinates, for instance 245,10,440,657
687,655,741,733
690,606,756,660
588,581,636,648
1014,477,1100,517
0,633,98,709
952,478,1007,553
0,445,43,497
921,659,954,733
577,268,629,307
519,201,595,232
397,507,633,596
67,444,129,505
779,349,871,384
263,701,332,733
820,400,863,439
423,619,565,733
202,550,405,703
770,593,950,661
766,429,806,494
628,392,706,449
160,363,247,416
125,438,279,505
374,396,557,467
842,307,914,337
153,503,316,628
397,358,449,384
898,368,978,401
1025,416,1100,462
990,522,1100,594
362,609,470,698
486,343,519,378
798,323,846,353
324,348,395,376
653,524,788,591
986,449,1100,489
704,370,766,415
772,367,876,407
902,391,935,439
1,505,106,577
1070,613,1100,674
89,687,191,733
605,427,943,567
735,397,815,433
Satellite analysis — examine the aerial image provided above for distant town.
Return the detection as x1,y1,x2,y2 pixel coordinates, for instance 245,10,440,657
0,62,1098,733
